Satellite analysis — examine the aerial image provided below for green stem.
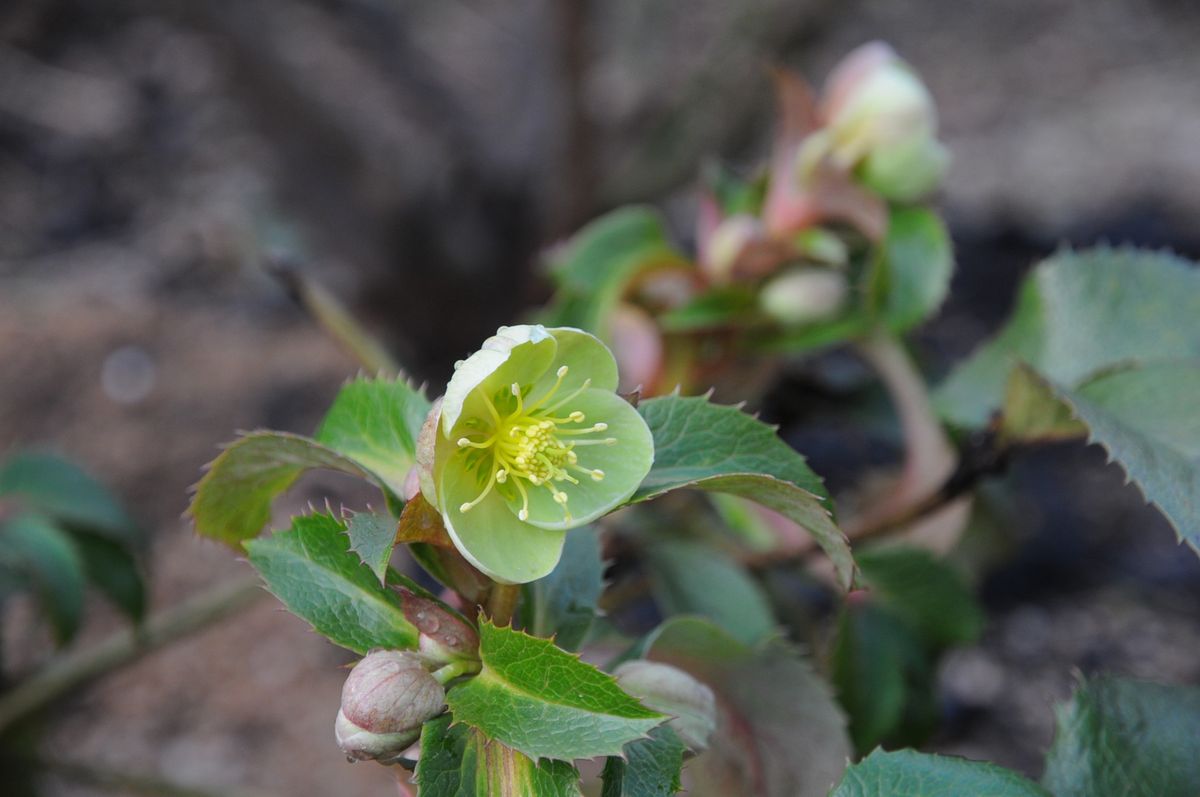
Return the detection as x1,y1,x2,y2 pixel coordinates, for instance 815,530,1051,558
432,659,482,685
268,258,402,377
484,583,521,626
0,575,265,733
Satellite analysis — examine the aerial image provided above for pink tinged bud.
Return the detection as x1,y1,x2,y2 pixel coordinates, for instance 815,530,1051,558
702,215,765,284
614,660,716,753
396,589,480,665
759,269,848,326
335,650,445,764
820,41,946,200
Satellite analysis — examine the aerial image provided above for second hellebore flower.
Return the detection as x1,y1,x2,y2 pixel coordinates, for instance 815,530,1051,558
418,325,653,584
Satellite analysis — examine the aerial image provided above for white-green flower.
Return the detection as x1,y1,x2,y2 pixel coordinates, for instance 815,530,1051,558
418,325,653,584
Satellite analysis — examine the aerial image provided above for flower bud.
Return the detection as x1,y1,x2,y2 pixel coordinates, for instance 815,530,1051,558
819,42,947,201
702,214,764,284
614,660,716,753
759,269,847,326
335,650,445,764
396,588,480,665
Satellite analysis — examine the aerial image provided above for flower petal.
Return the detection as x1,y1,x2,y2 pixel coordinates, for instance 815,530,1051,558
437,453,567,584
442,325,556,436
519,389,654,530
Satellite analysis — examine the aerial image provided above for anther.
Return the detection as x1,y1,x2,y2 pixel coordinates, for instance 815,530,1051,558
557,365,568,377
518,509,529,520
591,469,605,481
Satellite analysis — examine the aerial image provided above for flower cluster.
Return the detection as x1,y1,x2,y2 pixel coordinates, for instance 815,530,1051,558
697,41,946,324
418,325,653,584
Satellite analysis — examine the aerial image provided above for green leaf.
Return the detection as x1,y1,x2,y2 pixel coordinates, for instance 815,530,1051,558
0,513,86,643
872,207,953,332
644,539,774,645
189,432,377,547
243,512,418,654
658,287,759,333
345,511,396,584
1043,676,1200,797
446,620,664,761
831,603,934,753
998,363,1087,443
314,375,430,497
547,207,690,335
935,248,1200,428
0,452,138,546
72,532,146,621
601,726,685,797
642,617,850,797
416,715,582,797
830,748,1050,797
633,395,853,590
1030,363,1200,553
855,546,984,649
522,528,605,651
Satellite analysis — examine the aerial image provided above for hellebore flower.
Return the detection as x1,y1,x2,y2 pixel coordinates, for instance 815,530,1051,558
418,325,653,584
811,41,948,202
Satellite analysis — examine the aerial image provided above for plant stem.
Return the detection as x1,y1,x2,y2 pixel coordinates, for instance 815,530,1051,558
267,256,402,378
0,575,265,732
841,330,959,542
484,583,520,626
432,659,482,685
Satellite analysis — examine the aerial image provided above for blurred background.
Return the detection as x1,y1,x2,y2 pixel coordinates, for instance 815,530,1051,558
2,0,1200,794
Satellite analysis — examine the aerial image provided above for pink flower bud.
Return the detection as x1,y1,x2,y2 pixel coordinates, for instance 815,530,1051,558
819,42,947,201
395,588,480,665
335,650,445,764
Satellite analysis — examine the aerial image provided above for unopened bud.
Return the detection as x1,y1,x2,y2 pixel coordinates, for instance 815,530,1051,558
819,42,946,201
396,589,480,665
759,269,847,326
614,660,716,753
702,214,765,284
335,650,445,764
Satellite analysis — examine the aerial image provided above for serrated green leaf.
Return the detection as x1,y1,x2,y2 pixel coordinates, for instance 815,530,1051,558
244,512,418,654
446,621,664,761
601,725,685,797
643,617,850,797
872,207,953,332
1033,363,1200,554
522,528,605,651
0,452,138,546
830,748,1050,797
644,539,774,645
546,207,690,335
72,532,146,621
416,715,582,797
345,511,396,584
0,513,86,643
831,603,934,754
935,248,1200,428
1042,676,1200,797
314,375,430,497
189,432,377,547
855,546,984,649
632,395,853,590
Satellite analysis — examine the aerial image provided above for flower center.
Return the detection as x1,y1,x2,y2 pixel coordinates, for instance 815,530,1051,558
454,366,615,522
